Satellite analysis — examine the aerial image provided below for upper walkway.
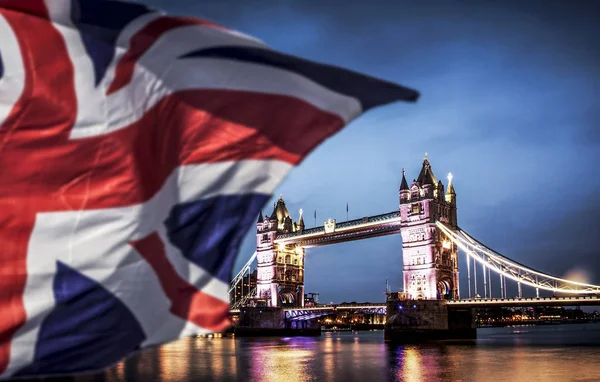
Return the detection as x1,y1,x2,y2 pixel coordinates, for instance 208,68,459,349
274,211,401,247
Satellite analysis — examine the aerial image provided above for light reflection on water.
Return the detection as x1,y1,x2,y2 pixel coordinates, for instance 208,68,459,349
46,324,600,381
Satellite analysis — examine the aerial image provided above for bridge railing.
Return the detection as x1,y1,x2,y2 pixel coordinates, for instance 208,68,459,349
449,295,600,303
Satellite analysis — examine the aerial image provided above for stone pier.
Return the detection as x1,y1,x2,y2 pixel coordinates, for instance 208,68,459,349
234,307,321,337
384,293,476,342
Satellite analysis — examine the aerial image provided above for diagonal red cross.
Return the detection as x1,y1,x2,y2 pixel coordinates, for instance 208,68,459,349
0,1,345,373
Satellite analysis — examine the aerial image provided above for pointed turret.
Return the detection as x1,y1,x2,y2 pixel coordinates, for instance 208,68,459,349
399,168,409,191
399,168,410,204
445,173,456,205
298,209,305,231
257,210,264,223
270,202,278,220
436,180,445,201
271,194,291,230
416,153,437,186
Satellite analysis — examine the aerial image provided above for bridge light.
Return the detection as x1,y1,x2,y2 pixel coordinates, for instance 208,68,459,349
295,246,303,255
443,240,451,249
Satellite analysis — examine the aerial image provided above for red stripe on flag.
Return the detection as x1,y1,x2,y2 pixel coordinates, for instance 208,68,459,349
107,16,225,95
72,90,344,210
0,0,72,374
130,233,232,333
3,90,344,212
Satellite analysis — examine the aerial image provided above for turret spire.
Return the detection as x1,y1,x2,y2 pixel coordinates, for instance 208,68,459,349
446,172,456,195
400,168,409,191
417,154,436,185
257,210,264,223
271,194,291,228
298,208,305,230
445,172,456,205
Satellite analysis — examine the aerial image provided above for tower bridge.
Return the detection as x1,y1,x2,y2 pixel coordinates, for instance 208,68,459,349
230,155,600,340
235,154,460,308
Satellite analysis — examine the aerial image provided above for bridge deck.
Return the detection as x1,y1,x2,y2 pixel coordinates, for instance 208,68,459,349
231,296,600,315
284,304,386,312
447,296,600,308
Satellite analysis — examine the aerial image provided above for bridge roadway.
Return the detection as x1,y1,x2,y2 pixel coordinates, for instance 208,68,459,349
231,296,600,319
447,295,600,308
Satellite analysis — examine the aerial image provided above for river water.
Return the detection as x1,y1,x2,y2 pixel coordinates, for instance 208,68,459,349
58,324,600,381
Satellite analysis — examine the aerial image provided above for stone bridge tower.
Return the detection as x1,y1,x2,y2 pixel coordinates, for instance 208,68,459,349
399,155,459,300
255,195,305,307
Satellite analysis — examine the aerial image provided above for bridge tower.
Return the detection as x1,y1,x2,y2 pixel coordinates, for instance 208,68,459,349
255,195,305,307
399,155,459,300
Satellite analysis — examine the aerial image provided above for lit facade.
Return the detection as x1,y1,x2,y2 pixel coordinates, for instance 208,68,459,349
399,155,459,300
255,196,305,307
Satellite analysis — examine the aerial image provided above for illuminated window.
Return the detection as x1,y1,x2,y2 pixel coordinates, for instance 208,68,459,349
411,204,420,214
285,255,291,264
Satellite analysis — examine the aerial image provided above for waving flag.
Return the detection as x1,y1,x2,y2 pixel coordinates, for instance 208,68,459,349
0,0,419,378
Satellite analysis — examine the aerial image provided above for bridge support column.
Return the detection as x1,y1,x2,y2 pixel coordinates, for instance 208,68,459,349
234,307,321,337
384,293,476,342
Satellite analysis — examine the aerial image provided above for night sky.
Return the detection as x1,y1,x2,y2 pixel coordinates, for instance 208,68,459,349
143,0,600,302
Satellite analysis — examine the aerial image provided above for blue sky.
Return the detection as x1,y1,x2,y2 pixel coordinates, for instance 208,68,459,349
143,0,600,302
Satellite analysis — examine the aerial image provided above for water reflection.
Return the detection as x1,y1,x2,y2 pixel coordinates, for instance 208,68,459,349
247,337,315,381
24,324,595,382
398,347,423,381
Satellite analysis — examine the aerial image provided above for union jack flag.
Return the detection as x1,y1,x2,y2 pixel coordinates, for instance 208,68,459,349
0,0,418,378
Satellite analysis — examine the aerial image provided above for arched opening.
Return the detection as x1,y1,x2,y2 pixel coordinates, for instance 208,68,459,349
279,291,296,306
437,279,452,300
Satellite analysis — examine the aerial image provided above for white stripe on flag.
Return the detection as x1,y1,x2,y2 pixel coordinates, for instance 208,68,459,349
97,57,361,138
66,21,360,138
46,0,110,136
0,13,25,127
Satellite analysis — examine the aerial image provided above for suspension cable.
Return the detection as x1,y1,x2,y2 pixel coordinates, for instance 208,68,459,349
436,222,600,295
